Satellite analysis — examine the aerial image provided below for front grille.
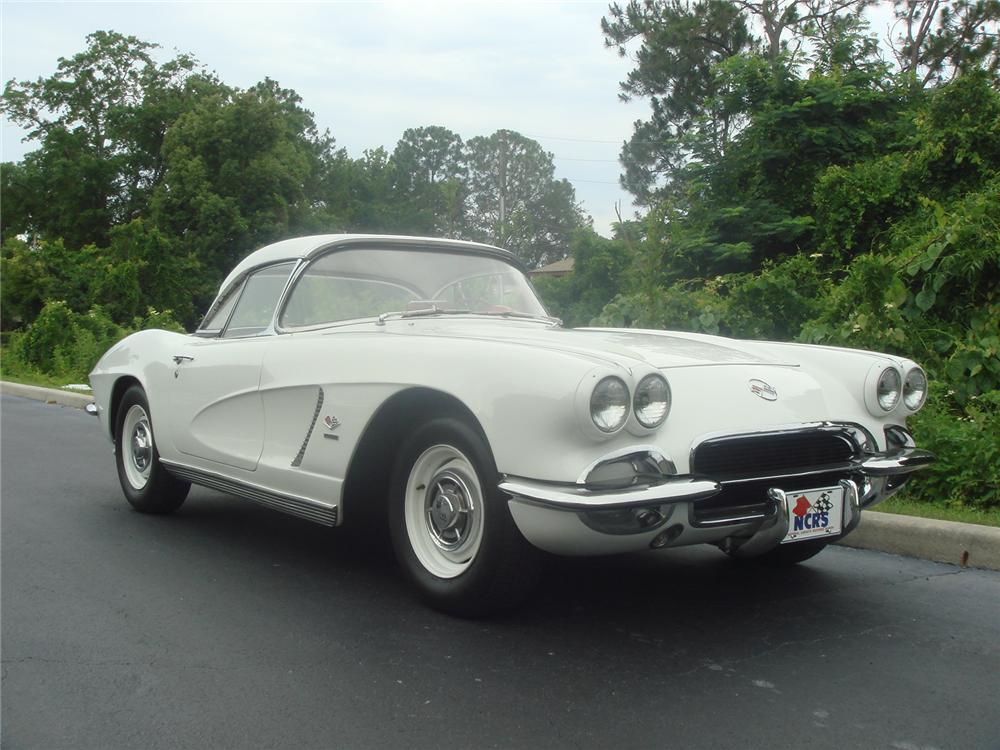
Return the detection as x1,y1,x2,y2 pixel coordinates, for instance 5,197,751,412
692,429,856,480
689,428,860,526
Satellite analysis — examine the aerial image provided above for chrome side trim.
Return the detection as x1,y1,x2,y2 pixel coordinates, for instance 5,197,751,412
498,476,721,510
161,459,337,526
291,386,324,467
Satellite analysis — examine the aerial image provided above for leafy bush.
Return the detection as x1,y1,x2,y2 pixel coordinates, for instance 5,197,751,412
593,254,829,341
532,229,633,327
801,179,1000,402
593,284,726,333
3,301,184,383
900,388,1000,511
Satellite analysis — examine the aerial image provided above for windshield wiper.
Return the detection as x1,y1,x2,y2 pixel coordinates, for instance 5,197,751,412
479,310,563,326
376,305,562,327
376,303,471,325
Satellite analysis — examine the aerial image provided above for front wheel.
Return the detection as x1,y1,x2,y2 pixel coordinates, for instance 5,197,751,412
114,385,189,514
388,418,541,616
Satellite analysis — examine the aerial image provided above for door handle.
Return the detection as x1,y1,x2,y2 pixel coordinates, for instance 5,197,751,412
172,355,195,364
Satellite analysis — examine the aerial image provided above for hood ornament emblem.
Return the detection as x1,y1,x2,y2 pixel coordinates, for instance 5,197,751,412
749,379,778,401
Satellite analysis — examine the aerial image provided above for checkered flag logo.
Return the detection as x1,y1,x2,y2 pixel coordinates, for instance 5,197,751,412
813,492,834,512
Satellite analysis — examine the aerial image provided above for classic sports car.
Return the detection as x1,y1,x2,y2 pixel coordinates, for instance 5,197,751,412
89,234,934,614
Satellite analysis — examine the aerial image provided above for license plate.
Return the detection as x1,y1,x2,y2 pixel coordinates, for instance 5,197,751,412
780,486,843,544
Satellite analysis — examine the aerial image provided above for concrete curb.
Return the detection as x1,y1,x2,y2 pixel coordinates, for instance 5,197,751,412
3,379,997,571
0,380,92,409
836,511,1000,571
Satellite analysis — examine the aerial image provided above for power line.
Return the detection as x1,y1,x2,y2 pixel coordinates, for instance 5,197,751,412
527,131,670,148
525,133,624,144
563,177,623,185
553,155,621,163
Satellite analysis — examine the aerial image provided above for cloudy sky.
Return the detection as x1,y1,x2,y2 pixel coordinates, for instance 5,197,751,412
1,1,650,235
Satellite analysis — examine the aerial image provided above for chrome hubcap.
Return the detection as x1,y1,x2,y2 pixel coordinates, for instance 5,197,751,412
426,470,474,550
121,404,153,490
131,422,152,472
404,444,485,579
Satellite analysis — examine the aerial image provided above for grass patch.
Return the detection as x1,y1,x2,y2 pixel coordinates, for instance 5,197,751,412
876,494,1000,528
0,369,82,390
0,350,90,391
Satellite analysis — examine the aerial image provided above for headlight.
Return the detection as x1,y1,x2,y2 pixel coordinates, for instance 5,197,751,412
876,367,902,411
903,367,927,411
590,377,629,433
633,374,671,428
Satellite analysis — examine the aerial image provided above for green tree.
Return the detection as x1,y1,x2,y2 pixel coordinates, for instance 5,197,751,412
336,147,400,233
602,0,756,201
532,229,634,326
465,129,585,267
149,79,335,278
391,125,467,235
2,30,226,247
890,0,1000,88
602,0,868,202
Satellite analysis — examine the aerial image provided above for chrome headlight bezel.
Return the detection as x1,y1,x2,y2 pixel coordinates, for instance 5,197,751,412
633,373,671,429
590,376,630,434
903,366,928,412
864,363,903,416
876,366,902,412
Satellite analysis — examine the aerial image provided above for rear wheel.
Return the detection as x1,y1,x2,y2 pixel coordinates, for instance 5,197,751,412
114,385,189,514
388,418,540,616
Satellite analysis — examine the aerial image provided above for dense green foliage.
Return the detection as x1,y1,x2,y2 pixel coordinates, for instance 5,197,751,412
588,1,1000,510
3,301,183,383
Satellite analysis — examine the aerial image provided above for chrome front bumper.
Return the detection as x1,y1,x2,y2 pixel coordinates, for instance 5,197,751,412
498,447,935,513
499,446,934,556
497,475,722,510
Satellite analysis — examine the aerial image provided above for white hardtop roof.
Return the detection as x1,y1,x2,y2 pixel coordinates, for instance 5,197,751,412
218,234,515,297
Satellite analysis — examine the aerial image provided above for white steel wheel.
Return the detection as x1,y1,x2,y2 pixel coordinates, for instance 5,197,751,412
114,384,189,514
388,416,542,616
121,404,154,490
403,444,486,579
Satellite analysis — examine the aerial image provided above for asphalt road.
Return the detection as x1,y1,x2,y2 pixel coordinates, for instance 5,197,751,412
2,394,999,750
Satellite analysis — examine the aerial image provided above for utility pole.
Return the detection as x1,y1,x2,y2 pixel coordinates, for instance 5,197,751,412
497,131,507,247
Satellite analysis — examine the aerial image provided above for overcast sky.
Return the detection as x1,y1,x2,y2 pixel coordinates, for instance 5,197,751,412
1,1,651,236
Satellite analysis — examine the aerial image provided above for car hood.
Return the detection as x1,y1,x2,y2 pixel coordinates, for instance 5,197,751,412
389,320,797,369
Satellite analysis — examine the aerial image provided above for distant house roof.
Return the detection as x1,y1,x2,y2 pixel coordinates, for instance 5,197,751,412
528,257,575,277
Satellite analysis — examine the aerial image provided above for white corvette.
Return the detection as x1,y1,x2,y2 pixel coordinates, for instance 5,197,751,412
89,234,934,614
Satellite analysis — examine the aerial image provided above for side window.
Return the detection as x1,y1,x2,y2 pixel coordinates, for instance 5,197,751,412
223,262,296,338
199,283,243,335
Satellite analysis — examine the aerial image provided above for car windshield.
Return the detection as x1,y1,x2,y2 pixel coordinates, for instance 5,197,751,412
280,247,549,328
